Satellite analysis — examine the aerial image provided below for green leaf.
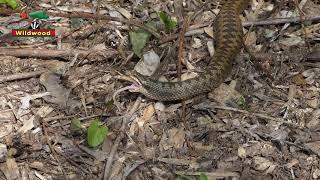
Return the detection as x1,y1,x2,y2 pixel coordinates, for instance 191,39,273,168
145,21,158,32
29,10,49,19
87,119,108,147
176,172,196,180
70,18,82,28
6,0,17,9
0,0,18,9
129,29,151,57
70,118,82,131
238,95,248,110
70,118,84,135
159,11,177,30
199,173,208,180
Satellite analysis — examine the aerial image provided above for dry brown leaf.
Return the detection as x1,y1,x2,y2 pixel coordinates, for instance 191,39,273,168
253,156,275,171
0,144,7,162
40,72,81,110
303,0,320,16
305,141,320,156
208,81,242,106
238,146,246,158
0,124,13,139
306,109,320,129
207,40,215,57
0,158,20,180
244,31,257,47
117,7,132,19
137,104,155,128
279,36,304,47
291,74,307,86
159,128,185,150
191,38,202,49
306,98,319,109
285,158,299,168
0,110,15,123
313,168,320,179
18,116,34,134
110,157,125,179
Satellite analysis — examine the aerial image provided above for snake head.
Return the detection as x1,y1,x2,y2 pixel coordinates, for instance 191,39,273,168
114,71,150,94
127,72,151,93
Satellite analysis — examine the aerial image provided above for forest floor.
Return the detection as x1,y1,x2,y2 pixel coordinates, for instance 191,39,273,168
1,0,320,179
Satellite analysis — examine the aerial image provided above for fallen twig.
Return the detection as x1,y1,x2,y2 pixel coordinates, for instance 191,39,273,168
0,48,118,61
0,70,45,83
177,16,191,123
161,15,320,44
293,0,310,49
37,115,68,179
158,157,199,167
122,160,147,179
212,105,305,129
48,12,161,39
103,97,142,180
242,15,320,27
175,170,239,178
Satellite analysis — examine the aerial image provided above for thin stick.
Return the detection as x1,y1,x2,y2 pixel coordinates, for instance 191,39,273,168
160,15,320,44
177,16,192,123
211,105,305,129
48,12,161,39
0,70,45,83
242,15,320,27
0,48,118,61
122,160,147,178
38,115,68,180
293,0,310,49
103,97,142,180
176,170,239,178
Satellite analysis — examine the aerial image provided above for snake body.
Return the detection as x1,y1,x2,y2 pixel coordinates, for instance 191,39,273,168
132,0,250,101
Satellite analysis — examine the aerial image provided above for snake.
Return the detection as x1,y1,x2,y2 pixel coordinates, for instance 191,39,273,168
129,0,250,101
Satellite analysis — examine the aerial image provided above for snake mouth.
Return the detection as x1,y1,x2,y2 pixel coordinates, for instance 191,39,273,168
129,75,142,86
127,75,146,93
113,73,144,93
112,75,143,108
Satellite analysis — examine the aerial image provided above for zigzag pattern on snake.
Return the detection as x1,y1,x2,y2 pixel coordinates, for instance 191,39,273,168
130,0,250,101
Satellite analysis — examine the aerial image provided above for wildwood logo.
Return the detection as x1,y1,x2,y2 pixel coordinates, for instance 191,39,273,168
12,29,55,37
11,19,55,37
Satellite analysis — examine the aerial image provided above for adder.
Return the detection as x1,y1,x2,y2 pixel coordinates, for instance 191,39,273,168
128,0,250,101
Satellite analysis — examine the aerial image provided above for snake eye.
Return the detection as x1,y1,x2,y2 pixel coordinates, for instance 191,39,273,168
132,72,150,85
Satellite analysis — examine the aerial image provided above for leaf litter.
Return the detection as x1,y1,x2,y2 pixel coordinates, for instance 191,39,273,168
0,0,320,179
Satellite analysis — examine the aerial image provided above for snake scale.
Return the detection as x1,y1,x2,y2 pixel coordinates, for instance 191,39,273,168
130,0,250,101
